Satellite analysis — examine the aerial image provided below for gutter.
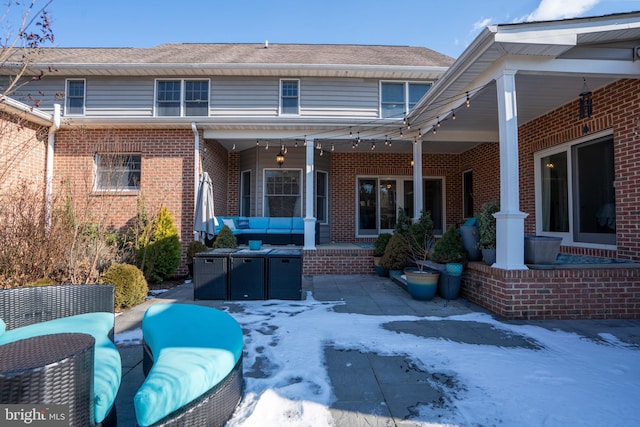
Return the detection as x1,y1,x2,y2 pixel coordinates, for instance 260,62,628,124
45,104,61,227
192,122,200,216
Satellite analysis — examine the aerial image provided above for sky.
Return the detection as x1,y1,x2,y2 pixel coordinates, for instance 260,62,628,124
39,0,640,58
115,290,640,426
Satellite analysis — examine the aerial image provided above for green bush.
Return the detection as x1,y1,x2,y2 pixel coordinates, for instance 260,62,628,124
213,225,238,248
99,263,148,309
373,233,392,257
186,240,208,264
379,232,409,270
136,206,182,283
431,225,468,263
477,200,500,250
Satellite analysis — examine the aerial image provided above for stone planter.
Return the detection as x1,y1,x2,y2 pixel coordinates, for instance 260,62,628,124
524,235,562,266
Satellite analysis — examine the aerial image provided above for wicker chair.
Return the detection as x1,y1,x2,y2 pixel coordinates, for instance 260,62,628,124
0,284,118,427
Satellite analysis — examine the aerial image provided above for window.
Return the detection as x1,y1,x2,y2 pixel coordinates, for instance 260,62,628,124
463,170,474,218
380,81,431,119
280,79,299,115
95,154,141,191
155,79,209,116
65,79,85,115
316,171,328,223
241,170,252,217
536,133,615,246
357,176,444,236
264,169,301,216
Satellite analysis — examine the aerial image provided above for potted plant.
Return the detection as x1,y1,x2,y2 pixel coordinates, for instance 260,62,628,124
186,240,208,277
373,233,392,277
477,199,500,265
402,210,440,300
212,225,238,249
430,225,468,299
379,231,410,279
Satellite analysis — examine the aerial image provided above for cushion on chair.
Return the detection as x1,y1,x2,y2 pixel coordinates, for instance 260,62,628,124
134,303,243,427
0,318,5,336
0,312,121,424
291,217,304,231
268,217,293,230
248,217,269,229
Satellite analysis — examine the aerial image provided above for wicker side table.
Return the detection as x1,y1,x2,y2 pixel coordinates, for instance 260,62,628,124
0,333,95,426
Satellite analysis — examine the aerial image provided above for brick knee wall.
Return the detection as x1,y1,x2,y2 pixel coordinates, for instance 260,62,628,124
463,262,640,320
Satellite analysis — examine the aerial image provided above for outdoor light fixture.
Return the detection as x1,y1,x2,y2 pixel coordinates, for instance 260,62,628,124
276,150,285,167
579,78,593,119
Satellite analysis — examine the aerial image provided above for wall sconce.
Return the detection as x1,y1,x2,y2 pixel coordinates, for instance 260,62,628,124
276,150,285,167
579,78,593,119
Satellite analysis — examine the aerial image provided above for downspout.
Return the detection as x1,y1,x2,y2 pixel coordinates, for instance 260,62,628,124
45,104,61,228
191,122,200,215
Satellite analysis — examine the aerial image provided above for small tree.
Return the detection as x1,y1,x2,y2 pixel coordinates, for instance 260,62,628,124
477,200,500,250
186,240,208,265
212,225,238,249
373,233,392,257
379,232,409,271
136,206,181,283
431,225,468,264
404,210,435,271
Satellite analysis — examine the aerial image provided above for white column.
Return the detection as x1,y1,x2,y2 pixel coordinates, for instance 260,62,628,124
412,140,423,221
494,70,528,270
304,137,316,249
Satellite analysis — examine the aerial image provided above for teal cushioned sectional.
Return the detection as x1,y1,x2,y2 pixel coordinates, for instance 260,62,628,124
134,303,243,427
0,313,121,424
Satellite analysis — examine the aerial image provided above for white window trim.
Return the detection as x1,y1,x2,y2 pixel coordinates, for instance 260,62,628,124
462,169,473,219
154,78,210,117
262,168,304,216
379,80,433,120
65,78,86,116
279,78,300,116
316,170,329,224
93,152,141,193
355,175,445,238
533,129,616,251
240,169,252,217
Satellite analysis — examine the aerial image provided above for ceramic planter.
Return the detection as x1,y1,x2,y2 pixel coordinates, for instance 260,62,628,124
404,268,440,300
439,273,462,300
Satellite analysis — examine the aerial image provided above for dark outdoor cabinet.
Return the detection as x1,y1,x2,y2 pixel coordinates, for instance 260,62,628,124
267,249,303,300
193,249,236,300
229,249,270,300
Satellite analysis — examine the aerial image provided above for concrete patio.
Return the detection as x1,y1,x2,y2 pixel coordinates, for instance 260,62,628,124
113,274,640,426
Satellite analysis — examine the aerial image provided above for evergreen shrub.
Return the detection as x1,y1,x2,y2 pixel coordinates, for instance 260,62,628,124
99,263,148,309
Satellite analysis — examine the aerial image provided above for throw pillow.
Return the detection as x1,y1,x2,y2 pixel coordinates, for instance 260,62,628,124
222,218,236,231
236,219,250,229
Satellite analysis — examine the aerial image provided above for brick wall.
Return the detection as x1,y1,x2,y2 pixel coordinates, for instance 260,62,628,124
518,79,640,260
330,151,464,243
0,112,48,192
54,128,195,270
202,139,230,216
463,262,640,319
303,248,375,275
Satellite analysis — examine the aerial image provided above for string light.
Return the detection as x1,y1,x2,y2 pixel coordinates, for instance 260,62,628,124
437,116,441,127
452,110,456,120
370,142,375,151
418,128,422,138
466,91,470,108
432,126,437,135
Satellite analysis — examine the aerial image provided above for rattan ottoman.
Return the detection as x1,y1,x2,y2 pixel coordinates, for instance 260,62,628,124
0,333,95,426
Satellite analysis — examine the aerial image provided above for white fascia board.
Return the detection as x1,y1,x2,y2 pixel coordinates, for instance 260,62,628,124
499,55,640,78
0,96,53,126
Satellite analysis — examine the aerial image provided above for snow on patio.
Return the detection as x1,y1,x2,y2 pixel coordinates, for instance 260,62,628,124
115,293,640,426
